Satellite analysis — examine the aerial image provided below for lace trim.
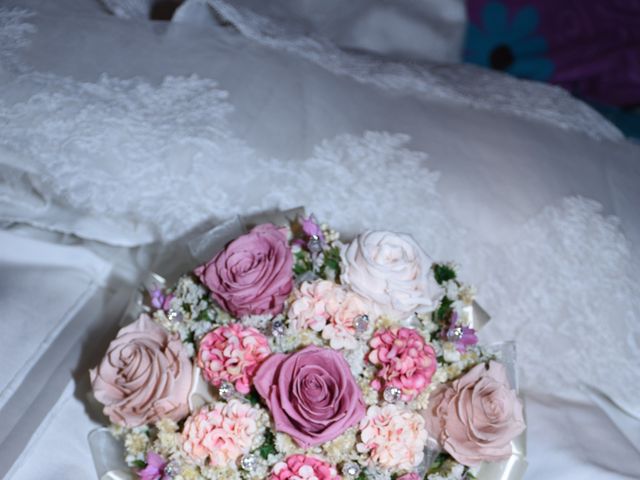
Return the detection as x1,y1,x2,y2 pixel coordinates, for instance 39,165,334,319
205,0,622,142
0,7,36,74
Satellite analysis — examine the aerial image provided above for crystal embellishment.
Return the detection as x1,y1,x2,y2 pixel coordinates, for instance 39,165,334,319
354,314,369,333
218,381,234,400
342,462,361,478
383,386,402,403
240,453,258,472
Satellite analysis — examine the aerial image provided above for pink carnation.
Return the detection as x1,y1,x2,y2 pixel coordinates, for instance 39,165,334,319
182,400,261,466
288,280,334,332
270,455,341,480
322,287,368,350
198,324,271,394
359,404,427,470
368,327,436,401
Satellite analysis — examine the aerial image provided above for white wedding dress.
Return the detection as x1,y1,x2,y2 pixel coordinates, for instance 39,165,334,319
1,2,639,479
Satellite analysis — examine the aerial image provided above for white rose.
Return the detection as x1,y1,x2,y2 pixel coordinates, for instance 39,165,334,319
340,230,443,321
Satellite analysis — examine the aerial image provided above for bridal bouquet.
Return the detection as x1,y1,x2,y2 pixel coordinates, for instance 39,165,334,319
90,214,526,480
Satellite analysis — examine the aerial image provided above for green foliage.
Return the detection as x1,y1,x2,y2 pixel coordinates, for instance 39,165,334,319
245,388,262,406
355,472,367,480
258,429,276,460
433,264,456,284
131,459,146,469
426,453,449,475
436,295,453,322
320,246,341,280
293,250,313,276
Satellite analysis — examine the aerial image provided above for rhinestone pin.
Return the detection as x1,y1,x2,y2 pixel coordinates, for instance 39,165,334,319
342,462,361,478
447,326,464,342
354,314,369,333
240,453,258,472
308,234,322,253
383,386,402,403
163,461,180,477
271,319,285,337
218,381,235,400
167,309,183,322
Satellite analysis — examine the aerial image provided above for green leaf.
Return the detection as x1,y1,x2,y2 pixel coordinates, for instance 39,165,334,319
433,264,456,284
131,459,146,469
355,472,367,480
245,388,262,406
258,429,276,460
426,453,449,474
436,296,453,322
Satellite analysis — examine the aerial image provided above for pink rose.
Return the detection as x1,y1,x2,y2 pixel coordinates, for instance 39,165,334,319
90,315,192,427
197,323,271,394
270,455,340,480
368,327,437,401
254,345,366,448
423,361,526,466
195,224,293,317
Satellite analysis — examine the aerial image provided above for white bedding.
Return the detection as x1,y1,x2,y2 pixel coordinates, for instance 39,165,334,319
1,1,639,479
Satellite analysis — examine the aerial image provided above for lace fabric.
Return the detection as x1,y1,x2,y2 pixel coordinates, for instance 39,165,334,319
0,8,35,74
203,0,622,142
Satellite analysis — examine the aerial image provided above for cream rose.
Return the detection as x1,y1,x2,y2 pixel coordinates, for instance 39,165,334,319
423,361,526,466
340,230,443,320
90,314,192,427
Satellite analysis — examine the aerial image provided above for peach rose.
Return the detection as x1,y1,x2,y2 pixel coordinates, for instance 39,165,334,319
90,314,192,427
423,361,526,466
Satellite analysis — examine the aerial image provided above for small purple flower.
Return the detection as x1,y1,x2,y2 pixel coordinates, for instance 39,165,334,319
301,214,323,240
150,289,173,311
138,452,168,480
443,312,478,352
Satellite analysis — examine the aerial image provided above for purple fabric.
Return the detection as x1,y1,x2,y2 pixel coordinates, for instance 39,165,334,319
466,0,640,106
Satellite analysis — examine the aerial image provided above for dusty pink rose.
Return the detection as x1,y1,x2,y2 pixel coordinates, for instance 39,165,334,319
195,224,293,317
198,323,271,394
368,327,437,401
254,345,366,448
90,314,192,427
423,361,526,466
182,399,261,466
359,404,427,470
270,455,340,480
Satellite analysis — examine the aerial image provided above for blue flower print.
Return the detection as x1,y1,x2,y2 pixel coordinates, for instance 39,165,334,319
465,1,554,81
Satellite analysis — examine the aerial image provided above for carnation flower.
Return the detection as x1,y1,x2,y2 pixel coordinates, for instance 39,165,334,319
198,323,271,394
368,327,437,400
288,280,334,332
358,404,427,470
182,400,262,466
322,288,368,350
289,280,368,350
270,455,340,480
